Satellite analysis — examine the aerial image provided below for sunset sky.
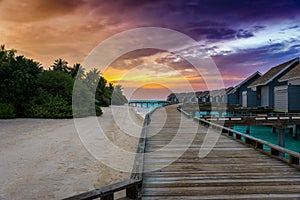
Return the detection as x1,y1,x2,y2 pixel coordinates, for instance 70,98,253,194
1,0,300,100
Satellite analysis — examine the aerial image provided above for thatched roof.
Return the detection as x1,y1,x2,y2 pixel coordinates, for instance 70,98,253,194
248,58,299,88
279,62,300,82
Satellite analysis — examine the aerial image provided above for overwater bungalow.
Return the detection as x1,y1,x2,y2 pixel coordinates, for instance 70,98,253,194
277,60,300,112
248,57,300,111
209,89,226,103
196,90,209,103
166,93,178,102
167,57,300,111
227,71,262,107
183,92,197,103
176,93,186,103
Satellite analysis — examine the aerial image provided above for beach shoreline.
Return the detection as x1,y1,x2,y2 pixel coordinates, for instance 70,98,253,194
0,106,143,199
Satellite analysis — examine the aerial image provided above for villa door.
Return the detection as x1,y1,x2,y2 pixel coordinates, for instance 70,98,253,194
261,86,269,106
242,91,247,107
274,86,288,112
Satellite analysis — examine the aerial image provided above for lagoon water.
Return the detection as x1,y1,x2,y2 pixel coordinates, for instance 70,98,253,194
195,111,300,153
234,125,300,153
130,100,165,118
133,107,155,118
133,103,300,154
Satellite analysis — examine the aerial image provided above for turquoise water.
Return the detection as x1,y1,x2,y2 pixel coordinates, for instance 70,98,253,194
140,108,300,153
130,100,163,118
194,111,300,154
234,126,300,153
195,111,227,117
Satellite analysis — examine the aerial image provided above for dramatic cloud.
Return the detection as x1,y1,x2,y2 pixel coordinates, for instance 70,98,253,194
0,0,85,22
1,0,300,99
236,29,254,39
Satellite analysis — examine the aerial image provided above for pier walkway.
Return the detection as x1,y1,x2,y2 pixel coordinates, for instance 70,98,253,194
142,104,300,199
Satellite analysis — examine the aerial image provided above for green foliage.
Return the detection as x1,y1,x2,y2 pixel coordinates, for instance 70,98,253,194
0,45,127,118
0,103,15,119
96,76,112,107
26,89,73,118
51,58,70,73
0,45,42,116
111,84,128,105
72,80,103,117
70,63,85,79
37,70,74,102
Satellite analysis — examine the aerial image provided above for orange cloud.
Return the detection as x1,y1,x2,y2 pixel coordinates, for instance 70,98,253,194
0,0,84,22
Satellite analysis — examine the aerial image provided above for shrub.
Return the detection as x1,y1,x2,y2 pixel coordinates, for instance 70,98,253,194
25,89,73,118
72,80,103,117
0,103,15,119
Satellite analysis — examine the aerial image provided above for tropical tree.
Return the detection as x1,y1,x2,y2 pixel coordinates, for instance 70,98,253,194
51,58,70,73
70,63,85,79
85,68,101,92
0,45,42,117
111,84,128,105
0,45,128,118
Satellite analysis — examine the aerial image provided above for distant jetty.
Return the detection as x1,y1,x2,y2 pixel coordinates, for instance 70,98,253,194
128,100,170,108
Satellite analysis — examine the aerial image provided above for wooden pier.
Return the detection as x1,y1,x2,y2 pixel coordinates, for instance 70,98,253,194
128,100,170,108
142,104,300,199
65,104,300,200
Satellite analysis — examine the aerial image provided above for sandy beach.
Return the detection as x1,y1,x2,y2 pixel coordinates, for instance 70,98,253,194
0,106,143,200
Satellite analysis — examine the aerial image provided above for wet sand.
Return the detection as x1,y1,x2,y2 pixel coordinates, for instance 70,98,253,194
0,106,143,200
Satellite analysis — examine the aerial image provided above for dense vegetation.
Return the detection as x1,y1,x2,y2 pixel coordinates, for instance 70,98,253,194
0,45,127,118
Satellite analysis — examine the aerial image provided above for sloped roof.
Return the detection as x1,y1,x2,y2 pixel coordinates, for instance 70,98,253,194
228,71,262,94
249,58,299,88
197,91,209,98
210,88,226,96
279,62,300,82
167,93,176,97
195,91,203,97
186,92,196,97
176,93,186,98
225,87,234,94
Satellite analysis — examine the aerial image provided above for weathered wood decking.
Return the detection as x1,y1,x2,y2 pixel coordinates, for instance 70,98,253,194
142,104,300,199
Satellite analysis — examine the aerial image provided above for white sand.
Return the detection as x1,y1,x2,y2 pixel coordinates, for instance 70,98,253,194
0,106,143,200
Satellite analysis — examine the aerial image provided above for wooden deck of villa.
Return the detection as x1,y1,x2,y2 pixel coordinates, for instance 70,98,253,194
142,104,300,199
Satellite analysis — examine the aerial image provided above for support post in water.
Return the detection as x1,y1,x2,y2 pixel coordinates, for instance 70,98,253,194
292,124,297,140
246,126,250,134
278,128,285,157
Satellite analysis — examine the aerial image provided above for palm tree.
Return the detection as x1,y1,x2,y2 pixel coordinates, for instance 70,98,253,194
70,63,85,79
52,58,70,73
85,68,101,91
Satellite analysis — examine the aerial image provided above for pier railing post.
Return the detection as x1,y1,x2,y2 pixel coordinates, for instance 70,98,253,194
126,184,139,199
101,194,113,200
290,156,300,165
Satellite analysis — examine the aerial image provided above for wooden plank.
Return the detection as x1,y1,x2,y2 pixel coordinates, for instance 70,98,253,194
142,105,300,199
142,193,300,199
63,179,142,200
143,185,300,196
